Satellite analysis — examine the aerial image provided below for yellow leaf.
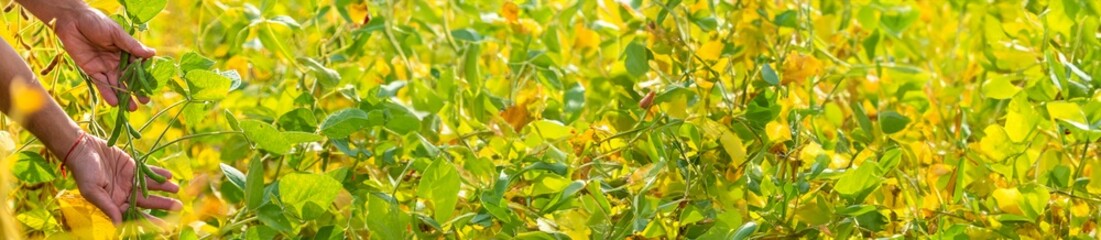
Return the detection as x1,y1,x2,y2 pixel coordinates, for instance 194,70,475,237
696,41,723,61
573,24,599,50
719,131,746,162
347,2,371,25
1047,101,1087,127
991,187,1022,215
501,1,519,23
511,18,544,36
1071,200,1091,217
765,121,791,142
500,103,531,132
225,56,250,80
1088,160,1101,194
799,142,823,163
58,191,117,240
782,53,822,84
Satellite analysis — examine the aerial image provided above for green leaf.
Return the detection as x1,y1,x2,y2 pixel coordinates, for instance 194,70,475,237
851,101,874,136
282,132,323,144
541,180,585,213
225,109,241,131
298,57,341,87
878,111,910,134
241,120,319,155
278,173,342,220
1004,94,1038,142
257,203,292,233
761,63,779,85
217,69,242,91
863,30,879,60
835,161,882,202
220,163,246,190
417,159,460,223
451,29,483,42
526,120,572,140
278,108,319,132
319,108,372,139
245,158,265,210
123,0,167,24
879,5,919,37
624,40,649,77
148,57,175,93
182,103,211,127
12,151,55,184
184,70,232,101
982,76,1021,100
774,10,798,28
730,221,758,240
877,148,902,173
1047,101,1089,130
366,194,409,239
1018,183,1050,220
543,26,560,53
178,52,214,73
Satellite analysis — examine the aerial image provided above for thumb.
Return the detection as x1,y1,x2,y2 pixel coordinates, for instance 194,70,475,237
113,29,156,58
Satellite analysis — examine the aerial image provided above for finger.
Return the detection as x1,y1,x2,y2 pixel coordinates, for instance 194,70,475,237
128,97,138,111
136,195,183,211
146,166,180,192
92,74,119,106
138,95,150,104
107,68,121,90
149,166,173,180
145,166,179,192
146,180,179,193
80,187,123,224
113,28,156,58
145,175,179,193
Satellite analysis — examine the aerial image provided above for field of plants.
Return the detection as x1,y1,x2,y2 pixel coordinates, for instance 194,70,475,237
1,0,1100,238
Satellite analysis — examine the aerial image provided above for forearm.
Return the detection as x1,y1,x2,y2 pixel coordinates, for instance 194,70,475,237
14,0,89,24
0,40,81,157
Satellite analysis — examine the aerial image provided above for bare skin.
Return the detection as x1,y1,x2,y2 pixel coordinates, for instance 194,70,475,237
2,0,180,224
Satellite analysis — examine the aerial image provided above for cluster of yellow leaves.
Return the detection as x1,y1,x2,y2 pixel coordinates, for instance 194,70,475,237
57,191,116,240
782,53,822,84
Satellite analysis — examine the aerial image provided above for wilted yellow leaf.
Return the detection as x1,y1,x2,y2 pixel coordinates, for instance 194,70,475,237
511,18,543,36
501,1,519,23
782,53,822,84
573,24,599,50
719,130,745,162
58,191,117,240
991,187,1022,215
696,41,723,61
765,121,791,142
347,2,371,25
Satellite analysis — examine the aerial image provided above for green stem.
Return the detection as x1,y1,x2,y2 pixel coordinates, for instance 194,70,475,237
138,100,189,132
139,131,245,162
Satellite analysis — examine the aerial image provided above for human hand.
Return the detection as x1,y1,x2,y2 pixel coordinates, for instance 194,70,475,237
63,133,182,225
53,7,155,111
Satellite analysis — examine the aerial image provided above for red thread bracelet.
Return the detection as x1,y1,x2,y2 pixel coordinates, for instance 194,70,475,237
60,131,87,178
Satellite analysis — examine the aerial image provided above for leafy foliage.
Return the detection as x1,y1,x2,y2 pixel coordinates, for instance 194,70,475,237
2,0,1101,239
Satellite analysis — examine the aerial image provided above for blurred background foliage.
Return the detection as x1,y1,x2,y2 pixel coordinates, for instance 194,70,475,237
1,0,1101,239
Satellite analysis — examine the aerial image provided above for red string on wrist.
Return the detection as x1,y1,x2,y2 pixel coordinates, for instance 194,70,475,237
60,131,87,178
